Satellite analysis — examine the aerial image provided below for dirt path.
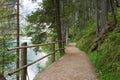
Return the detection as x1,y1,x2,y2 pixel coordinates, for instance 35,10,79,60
34,43,99,80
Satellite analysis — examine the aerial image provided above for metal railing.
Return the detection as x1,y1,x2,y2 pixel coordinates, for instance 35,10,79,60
8,40,65,80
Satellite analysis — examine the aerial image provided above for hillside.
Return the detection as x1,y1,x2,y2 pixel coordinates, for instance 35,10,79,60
73,12,120,80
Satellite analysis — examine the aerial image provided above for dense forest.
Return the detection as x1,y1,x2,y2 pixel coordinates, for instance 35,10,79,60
0,0,120,80
25,0,120,79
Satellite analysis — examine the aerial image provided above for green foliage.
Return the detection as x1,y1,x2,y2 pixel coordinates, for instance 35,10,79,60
0,37,16,75
74,21,96,51
25,0,59,54
24,1,120,80
73,20,120,80
37,64,45,72
90,28,120,80
0,0,17,77
116,9,120,21
69,5,120,79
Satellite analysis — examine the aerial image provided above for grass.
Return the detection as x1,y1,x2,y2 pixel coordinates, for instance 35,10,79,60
73,19,120,80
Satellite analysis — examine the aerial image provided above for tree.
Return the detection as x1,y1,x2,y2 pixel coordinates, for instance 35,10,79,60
25,0,118,55
0,0,17,77
0,38,16,76
109,0,117,26
96,0,99,37
25,0,65,55
55,0,64,56
101,0,108,31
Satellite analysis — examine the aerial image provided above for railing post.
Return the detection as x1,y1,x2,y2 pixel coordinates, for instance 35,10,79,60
51,40,55,63
21,42,27,80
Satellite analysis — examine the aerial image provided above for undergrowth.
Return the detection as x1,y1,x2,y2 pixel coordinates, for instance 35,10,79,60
74,18,120,80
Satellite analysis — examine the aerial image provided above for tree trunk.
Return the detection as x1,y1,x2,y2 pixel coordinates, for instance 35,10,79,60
83,1,86,28
16,0,20,79
55,0,64,56
101,0,108,31
65,25,69,44
109,0,117,26
96,0,99,37
60,0,65,43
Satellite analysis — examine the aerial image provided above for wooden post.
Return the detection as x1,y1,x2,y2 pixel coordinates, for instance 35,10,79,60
21,42,27,80
51,40,55,63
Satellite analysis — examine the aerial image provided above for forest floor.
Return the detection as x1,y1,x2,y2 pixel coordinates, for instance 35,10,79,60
34,43,100,80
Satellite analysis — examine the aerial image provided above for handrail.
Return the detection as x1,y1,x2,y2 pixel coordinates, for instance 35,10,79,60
8,40,65,78
8,40,64,51
8,53,52,75
8,48,64,76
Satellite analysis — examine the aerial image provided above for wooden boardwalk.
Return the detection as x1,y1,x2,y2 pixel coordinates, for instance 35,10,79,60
34,43,99,80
